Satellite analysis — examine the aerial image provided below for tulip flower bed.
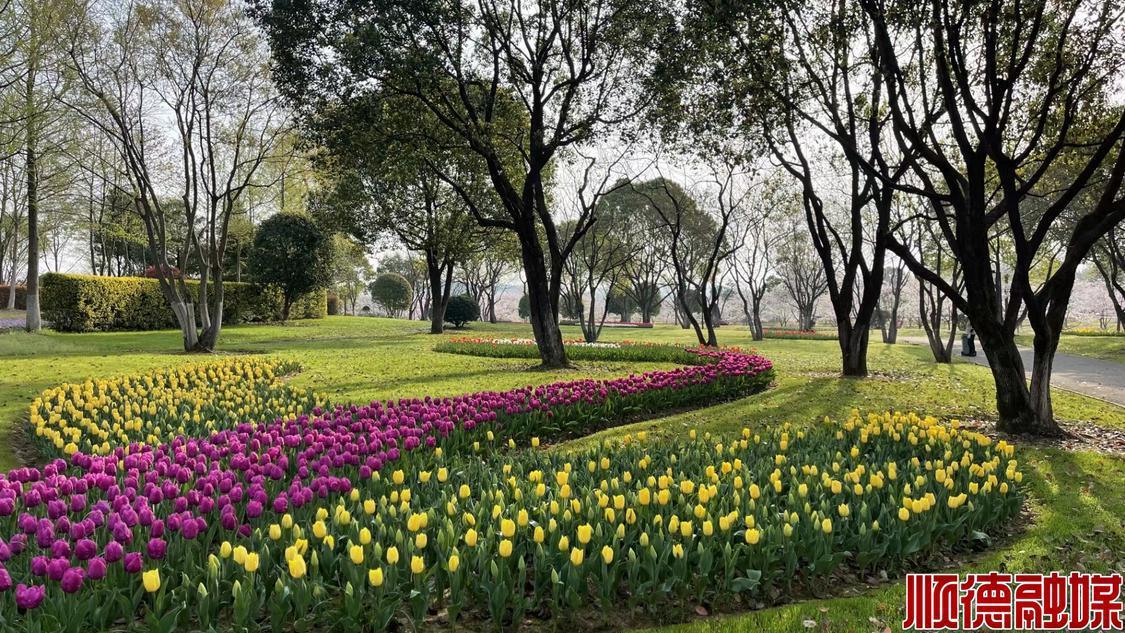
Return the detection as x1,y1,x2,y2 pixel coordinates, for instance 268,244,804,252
27,357,327,460
0,346,773,629
435,337,732,365
0,406,1022,631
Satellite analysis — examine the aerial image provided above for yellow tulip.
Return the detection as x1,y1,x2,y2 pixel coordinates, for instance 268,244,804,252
368,568,384,587
411,555,425,574
244,553,260,573
386,546,400,564
415,533,427,549
269,524,281,541
349,545,364,565
501,518,516,538
600,545,614,564
288,555,307,579
576,524,593,545
822,518,833,534
464,529,478,548
499,539,513,558
570,547,584,566
744,528,760,545
448,553,460,573
143,569,161,593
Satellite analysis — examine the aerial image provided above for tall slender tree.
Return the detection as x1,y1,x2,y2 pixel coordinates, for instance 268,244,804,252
255,0,663,368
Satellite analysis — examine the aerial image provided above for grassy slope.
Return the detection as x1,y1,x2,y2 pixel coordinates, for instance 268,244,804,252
2,317,1123,632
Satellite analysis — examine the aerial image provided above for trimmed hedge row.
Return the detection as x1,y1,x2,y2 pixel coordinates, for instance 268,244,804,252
0,284,26,309
41,273,326,332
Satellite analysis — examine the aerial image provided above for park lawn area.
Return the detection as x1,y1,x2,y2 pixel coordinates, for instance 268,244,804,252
2,316,1123,632
1015,332,1125,364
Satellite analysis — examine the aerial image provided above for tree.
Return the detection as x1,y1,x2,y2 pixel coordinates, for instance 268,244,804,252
67,0,289,351
330,234,373,315
858,0,1125,434
597,180,671,323
732,175,790,340
561,189,638,342
248,213,332,321
776,227,829,331
309,91,500,335
380,253,429,320
606,287,638,322
1091,228,1125,331
369,272,413,318
639,165,745,347
912,220,962,363
876,260,908,344
518,294,531,321
460,232,520,324
256,0,662,368
2,0,79,331
444,294,480,329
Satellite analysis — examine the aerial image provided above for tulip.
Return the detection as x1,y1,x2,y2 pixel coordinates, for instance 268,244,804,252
15,584,46,610
143,569,161,593
569,547,584,566
288,554,307,579
410,556,425,574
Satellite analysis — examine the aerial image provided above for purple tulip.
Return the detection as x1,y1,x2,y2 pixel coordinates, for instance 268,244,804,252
0,565,11,591
104,541,124,563
61,567,85,593
123,552,143,574
87,557,107,581
15,584,46,610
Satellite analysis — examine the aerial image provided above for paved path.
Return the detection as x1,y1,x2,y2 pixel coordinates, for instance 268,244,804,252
900,336,1125,408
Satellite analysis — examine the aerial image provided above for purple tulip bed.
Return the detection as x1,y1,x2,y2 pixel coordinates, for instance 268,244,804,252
0,344,774,630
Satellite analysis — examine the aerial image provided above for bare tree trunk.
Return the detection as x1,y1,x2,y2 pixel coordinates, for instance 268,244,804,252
24,66,42,332
520,230,567,368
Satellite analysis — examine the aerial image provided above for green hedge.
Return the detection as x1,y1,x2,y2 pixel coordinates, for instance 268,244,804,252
0,284,26,309
41,273,326,332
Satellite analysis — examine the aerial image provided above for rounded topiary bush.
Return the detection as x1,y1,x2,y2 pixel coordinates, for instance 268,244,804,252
445,294,481,328
369,273,413,318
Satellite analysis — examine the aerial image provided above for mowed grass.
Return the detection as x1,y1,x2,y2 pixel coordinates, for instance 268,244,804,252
1016,332,1125,364
2,316,1123,632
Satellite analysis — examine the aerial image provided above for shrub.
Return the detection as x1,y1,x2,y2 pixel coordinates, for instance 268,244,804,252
369,272,413,317
40,273,326,332
248,214,333,320
327,292,341,315
518,293,530,320
0,284,26,309
445,293,481,327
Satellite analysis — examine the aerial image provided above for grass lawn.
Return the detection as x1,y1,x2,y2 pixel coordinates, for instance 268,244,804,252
3,316,1123,631
1016,332,1125,364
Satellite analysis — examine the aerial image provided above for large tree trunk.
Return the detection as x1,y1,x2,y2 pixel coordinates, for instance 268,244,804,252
839,323,870,377
970,318,1061,435
519,232,568,367
426,256,454,334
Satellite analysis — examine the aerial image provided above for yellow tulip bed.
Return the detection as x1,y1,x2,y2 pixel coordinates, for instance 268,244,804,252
27,357,326,458
202,412,1020,630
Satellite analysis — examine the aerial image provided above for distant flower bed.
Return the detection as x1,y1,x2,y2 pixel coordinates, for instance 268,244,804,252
28,357,326,459
761,328,837,340
0,344,772,626
436,337,745,365
1065,328,1125,337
